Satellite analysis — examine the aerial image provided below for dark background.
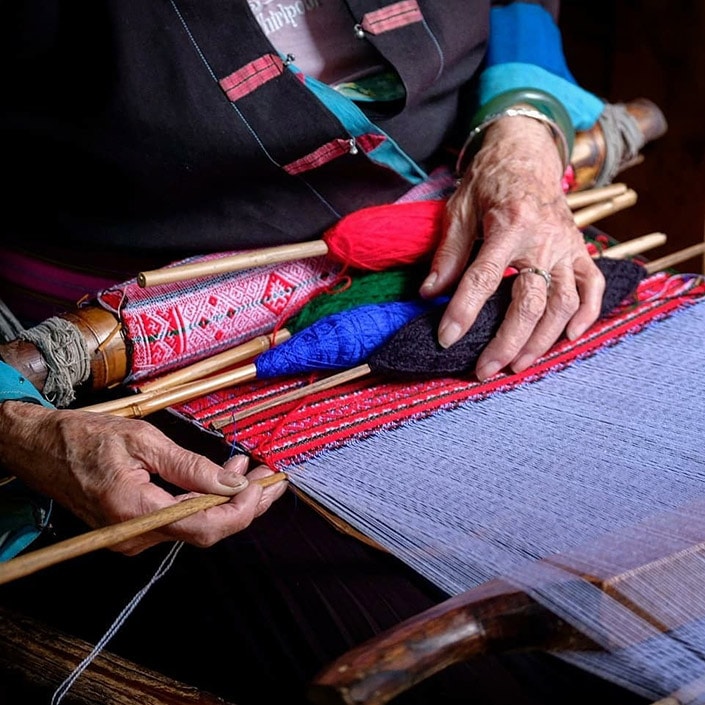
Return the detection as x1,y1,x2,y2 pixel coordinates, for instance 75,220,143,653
560,0,705,274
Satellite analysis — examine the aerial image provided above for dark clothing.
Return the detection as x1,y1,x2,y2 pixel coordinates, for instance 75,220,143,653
1,0,555,255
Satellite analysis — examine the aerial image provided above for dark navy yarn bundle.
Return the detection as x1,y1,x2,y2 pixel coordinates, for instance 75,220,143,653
368,258,648,379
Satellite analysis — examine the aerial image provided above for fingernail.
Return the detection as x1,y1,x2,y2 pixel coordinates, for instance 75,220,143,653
218,470,248,492
511,354,534,372
566,323,587,341
438,320,462,348
476,360,502,380
421,272,438,291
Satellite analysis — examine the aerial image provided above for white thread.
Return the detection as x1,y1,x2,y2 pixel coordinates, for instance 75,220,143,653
50,541,184,704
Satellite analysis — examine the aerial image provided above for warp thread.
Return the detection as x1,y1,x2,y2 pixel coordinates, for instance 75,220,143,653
287,299,705,703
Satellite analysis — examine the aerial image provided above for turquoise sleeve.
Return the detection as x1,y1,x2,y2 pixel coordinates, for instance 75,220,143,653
481,3,605,130
0,360,54,561
0,360,54,408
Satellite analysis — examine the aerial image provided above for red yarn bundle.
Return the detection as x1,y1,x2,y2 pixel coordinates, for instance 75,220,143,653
323,199,447,271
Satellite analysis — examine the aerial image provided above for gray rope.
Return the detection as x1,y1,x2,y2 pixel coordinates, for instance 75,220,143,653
0,298,25,343
18,317,91,407
595,102,647,187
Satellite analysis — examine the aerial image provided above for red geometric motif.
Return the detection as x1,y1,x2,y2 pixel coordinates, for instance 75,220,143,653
263,272,296,316
96,252,343,384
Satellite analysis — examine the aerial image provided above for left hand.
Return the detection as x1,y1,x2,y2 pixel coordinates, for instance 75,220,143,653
420,113,605,381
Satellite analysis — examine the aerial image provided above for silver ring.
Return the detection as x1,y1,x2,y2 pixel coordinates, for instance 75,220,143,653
519,266,552,288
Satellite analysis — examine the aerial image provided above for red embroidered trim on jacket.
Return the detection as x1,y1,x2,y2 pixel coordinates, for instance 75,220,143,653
283,134,386,175
219,54,284,102
361,0,423,35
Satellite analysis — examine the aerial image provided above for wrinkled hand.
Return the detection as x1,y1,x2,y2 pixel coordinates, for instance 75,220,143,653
0,401,287,555
421,115,605,380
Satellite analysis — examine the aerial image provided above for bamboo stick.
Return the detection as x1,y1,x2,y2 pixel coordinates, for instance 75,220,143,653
82,363,259,417
79,329,291,415
565,183,628,210
573,189,638,229
138,240,329,288
138,328,291,394
138,191,639,289
0,472,288,586
211,363,373,430
596,232,667,260
645,242,705,274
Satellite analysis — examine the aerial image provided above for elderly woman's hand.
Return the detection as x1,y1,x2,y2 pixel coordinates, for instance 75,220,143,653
0,401,288,555
420,114,605,381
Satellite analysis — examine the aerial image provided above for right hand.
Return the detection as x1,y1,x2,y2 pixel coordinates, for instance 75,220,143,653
0,400,288,555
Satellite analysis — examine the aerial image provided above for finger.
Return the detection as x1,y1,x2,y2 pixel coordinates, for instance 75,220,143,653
437,250,508,348
245,466,289,517
565,257,606,340
509,263,581,373
420,189,477,298
474,266,549,380
146,441,250,496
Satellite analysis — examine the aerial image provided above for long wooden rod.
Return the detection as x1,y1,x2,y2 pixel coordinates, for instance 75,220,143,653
82,362,259,416
0,472,288,586
572,189,638,229
138,190,638,289
644,242,705,274
565,182,628,209
79,329,291,415
0,605,237,705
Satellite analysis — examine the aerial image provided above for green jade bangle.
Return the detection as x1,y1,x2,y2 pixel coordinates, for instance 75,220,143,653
456,87,575,177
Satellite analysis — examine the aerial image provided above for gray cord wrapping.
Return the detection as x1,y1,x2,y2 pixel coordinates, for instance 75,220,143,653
0,298,25,344
18,317,91,407
595,102,647,187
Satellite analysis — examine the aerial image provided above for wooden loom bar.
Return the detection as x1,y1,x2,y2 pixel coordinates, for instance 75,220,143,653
565,182,628,209
137,190,639,290
308,517,705,705
0,605,237,705
307,577,596,705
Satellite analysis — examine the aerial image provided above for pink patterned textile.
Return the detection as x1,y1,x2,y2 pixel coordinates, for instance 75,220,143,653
97,252,343,384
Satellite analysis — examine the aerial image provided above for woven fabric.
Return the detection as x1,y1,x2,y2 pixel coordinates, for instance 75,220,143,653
173,271,705,468
97,253,343,384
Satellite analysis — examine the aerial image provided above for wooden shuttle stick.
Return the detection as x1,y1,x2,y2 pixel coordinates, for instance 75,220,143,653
138,240,330,288
644,242,705,274
597,232,666,260
0,473,288,586
565,182,628,209
138,328,291,394
572,189,638,229
82,362,260,417
79,329,292,416
211,363,373,430
138,190,639,289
